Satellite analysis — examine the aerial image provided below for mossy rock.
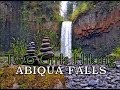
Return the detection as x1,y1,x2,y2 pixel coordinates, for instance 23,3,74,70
0,65,66,89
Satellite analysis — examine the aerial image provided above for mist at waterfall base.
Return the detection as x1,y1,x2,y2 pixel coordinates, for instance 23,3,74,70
61,21,72,59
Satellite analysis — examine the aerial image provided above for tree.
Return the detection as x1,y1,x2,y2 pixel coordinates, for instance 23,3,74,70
66,1,83,20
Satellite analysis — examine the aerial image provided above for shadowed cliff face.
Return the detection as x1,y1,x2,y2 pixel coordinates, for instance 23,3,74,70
0,1,22,51
73,1,120,57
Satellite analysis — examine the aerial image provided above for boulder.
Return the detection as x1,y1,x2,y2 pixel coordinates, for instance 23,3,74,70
44,37,49,39
41,43,50,47
27,49,35,53
42,39,50,43
38,37,54,62
40,52,54,60
40,47,52,52
53,79,64,89
23,42,39,65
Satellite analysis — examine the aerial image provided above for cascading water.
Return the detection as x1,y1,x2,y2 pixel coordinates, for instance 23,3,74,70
61,21,72,58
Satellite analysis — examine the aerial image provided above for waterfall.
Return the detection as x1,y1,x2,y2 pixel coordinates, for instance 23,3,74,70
61,21,72,58
60,1,68,18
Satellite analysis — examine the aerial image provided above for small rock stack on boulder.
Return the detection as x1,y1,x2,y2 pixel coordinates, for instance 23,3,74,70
38,37,54,65
24,42,39,65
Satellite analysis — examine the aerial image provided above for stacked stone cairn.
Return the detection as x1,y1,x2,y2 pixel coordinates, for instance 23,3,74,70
38,37,54,65
24,42,39,65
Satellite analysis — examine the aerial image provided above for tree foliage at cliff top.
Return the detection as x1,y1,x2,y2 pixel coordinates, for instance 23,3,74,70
21,1,62,21
20,1,62,51
70,1,95,22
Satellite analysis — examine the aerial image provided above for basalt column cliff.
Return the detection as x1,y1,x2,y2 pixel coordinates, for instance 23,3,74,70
72,1,120,57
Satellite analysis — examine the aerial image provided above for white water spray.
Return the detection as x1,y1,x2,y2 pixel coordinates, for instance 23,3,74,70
61,21,72,58
60,1,72,58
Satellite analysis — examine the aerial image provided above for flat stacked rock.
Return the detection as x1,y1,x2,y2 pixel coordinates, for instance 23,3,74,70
38,37,54,65
23,42,39,65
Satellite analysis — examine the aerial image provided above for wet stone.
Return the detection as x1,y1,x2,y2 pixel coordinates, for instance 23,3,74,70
41,43,50,47
23,42,39,65
40,47,52,52
88,79,99,87
38,37,54,64
73,79,80,82
42,39,50,43
84,87,92,89
106,77,112,80
80,83,88,87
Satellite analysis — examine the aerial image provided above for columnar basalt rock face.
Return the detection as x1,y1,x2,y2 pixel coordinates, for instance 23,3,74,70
38,37,54,64
0,1,22,51
72,1,120,57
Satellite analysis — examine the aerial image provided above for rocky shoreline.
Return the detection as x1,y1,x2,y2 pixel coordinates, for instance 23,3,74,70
63,59,120,89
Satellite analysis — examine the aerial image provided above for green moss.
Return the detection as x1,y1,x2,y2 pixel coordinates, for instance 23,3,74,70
72,48,83,60
19,83,28,89
110,47,120,59
0,69,3,77
0,65,66,89
70,1,95,22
